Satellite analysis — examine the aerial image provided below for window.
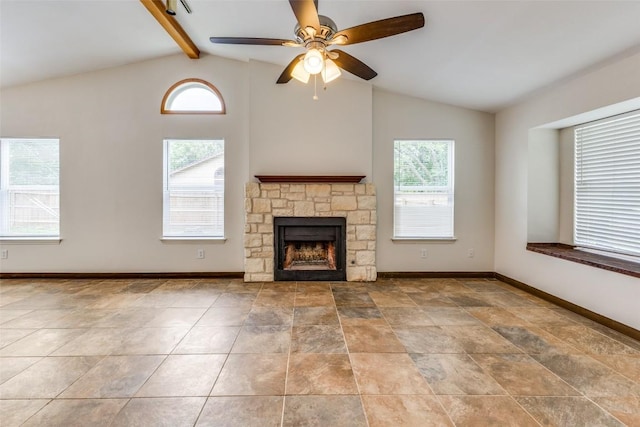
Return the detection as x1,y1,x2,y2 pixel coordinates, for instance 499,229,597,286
163,139,224,238
394,140,454,238
574,110,640,258
161,78,225,114
0,138,60,238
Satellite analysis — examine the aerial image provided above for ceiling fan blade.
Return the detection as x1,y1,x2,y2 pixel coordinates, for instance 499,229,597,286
289,0,320,32
209,37,297,46
332,12,425,45
277,54,305,84
331,50,377,81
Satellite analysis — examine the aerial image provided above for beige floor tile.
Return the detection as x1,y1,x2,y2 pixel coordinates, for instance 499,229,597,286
283,395,367,427
592,396,640,426
0,328,87,356
197,396,283,427
0,328,35,349
211,353,287,395
114,326,190,355
362,395,453,427
516,396,625,427
470,353,579,396
287,353,358,395
411,353,505,395
111,397,206,427
0,356,102,398
465,307,532,327
368,291,417,307
351,353,432,395
22,398,127,427
533,353,640,397
592,354,640,382
1,277,638,426
136,354,226,397
144,307,207,327
342,324,405,352
0,356,42,384
438,395,539,427
291,325,346,353
51,328,133,356
440,325,523,353
393,326,464,353
542,324,639,355
172,326,240,354
60,355,165,398
244,306,293,326
0,309,71,328
379,307,434,326
492,325,582,354
231,324,291,353
0,399,50,427
196,306,251,326
293,306,339,325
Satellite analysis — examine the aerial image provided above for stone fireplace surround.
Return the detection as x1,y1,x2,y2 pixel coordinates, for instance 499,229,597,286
244,178,377,282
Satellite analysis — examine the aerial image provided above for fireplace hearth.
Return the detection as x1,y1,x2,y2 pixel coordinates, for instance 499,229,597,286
274,217,346,281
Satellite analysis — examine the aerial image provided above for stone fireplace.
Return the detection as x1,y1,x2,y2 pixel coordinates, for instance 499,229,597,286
244,178,377,282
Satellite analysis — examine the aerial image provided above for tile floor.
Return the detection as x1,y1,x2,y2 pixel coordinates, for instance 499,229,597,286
0,277,638,426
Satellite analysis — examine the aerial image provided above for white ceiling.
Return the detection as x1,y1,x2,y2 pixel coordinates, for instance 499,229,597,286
2,0,640,112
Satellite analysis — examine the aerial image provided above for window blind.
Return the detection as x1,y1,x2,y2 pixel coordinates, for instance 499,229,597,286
393,140,454,238
574,110,640,258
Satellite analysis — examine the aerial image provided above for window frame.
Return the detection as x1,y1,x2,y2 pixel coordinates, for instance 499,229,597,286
0,137,60,239
393,139,455,240
161,78,226,115
162,139,225,240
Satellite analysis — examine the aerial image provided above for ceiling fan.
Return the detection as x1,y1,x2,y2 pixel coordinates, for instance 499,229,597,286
209,0,425,85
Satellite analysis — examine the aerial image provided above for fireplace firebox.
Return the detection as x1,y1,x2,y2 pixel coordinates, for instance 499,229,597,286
274,217,346,281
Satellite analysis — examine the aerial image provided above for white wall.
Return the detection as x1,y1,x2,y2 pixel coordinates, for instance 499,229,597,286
527,129,559,242
0,54,250,272
495,50,640,329
248,60,373,178
0,53,495,275
373,89,495,272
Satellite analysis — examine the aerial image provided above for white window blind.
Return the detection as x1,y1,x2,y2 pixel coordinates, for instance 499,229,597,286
574,110,640,258
394,140,454,238
0,138,60,237
163,139,224,238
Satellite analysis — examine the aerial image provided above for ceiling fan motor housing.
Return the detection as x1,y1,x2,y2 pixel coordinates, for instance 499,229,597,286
295,15,338,47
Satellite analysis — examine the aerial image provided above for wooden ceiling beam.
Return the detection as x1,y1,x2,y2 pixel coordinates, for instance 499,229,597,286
140,0,200,59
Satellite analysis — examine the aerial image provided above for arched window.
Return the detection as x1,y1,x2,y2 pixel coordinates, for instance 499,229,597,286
161,78,226,114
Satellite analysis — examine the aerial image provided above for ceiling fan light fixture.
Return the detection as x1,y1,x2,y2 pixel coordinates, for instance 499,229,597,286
291,61,311,83
322,58,341,83
303,48,324,75
330,34,348,45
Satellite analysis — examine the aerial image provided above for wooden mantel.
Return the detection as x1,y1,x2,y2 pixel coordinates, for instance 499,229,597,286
254,175,366,183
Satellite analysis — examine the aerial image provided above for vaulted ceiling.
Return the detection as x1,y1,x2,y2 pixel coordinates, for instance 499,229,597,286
2,0,640,112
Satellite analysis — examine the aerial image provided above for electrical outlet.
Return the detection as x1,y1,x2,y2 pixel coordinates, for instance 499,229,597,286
1,249,8,259
420,249,428,258
467,248,475,258
197,249,205,259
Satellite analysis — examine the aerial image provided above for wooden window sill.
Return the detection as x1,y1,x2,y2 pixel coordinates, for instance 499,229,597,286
526,243,640,279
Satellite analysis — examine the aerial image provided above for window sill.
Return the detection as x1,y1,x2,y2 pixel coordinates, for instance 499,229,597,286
526,243,640,279
161,237,227,243
392,237,457,243
0,237,62,245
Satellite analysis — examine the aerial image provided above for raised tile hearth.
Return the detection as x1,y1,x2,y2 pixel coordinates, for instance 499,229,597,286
244,180,377,282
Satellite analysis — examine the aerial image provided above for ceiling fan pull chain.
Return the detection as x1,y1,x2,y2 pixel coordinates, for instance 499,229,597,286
313,74,319,100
